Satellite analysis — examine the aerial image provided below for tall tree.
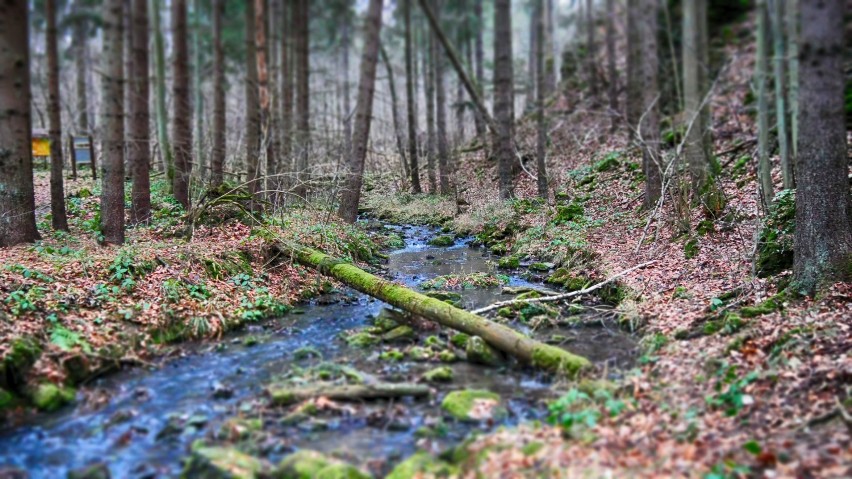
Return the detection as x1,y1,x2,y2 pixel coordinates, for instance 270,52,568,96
46,0,69,231
193,0,205,181
244,0,261,204
337,0,385,222
639,0,661,207
755,0,773,211
534,0,548,198
340,1,353,158
71,0,90,132
380,44,409,178
792,0,851,293
626,0,641,137
100,0,126,244
210,0,226,187
0,0,40,246
682,0,712,190
769,0,793,189
425,21,438,192
152,0,173,184
129,0,151,223
255,0,272,207
172,0,192,209
472,0,486,140
604,0,618,131
785,0,799,162
294,0,310,200
493,0,514,199
405,0,422,193
281,0,294,189
434,2,451,195
585,0,598,100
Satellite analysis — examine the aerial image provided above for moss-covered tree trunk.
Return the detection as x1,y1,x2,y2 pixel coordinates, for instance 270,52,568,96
277,243,590,375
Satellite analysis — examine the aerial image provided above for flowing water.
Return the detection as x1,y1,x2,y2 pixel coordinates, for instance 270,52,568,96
0,225,637,478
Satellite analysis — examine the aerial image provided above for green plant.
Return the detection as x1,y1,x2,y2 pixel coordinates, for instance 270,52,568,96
230,273,254,289
4,286,47,316
4,264,54,283
547,389,600,432
706,364,759,417
50,326,91,353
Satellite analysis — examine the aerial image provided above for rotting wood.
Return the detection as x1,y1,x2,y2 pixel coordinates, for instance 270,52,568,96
268,382,431,406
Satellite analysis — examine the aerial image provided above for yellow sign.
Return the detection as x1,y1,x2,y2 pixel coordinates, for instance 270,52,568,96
32,138,50,157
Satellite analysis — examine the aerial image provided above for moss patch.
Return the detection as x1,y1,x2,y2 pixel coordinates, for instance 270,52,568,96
423,366,454,383
756,189,795,277
31,383,76,412
182,446,268,479
386,452,457,479
441,389,505,421
428,235,455,247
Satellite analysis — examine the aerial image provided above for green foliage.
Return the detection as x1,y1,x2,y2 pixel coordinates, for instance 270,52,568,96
4,286,47,316
50,326,92,353
547,389,600,432
552,203,585,225
705,363,759,417
684,238,699,259
109,249,155,291
594,151,621,172
756,189,795,277
420,272,509,290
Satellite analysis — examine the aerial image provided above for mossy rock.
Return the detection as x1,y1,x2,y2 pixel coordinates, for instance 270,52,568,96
379,349,405,362
450,333,470,349
545,268,571,285
424,291,462,304
441,389,505,422
496,307,514,319
381,326,416,343
497,256,520,269
386,452,458,479
408,346,432,361
68,463,111,479
756,189,795,277
438,350,458,363
553,203,584,224
0,388,13,411
594,152,621,172
372,309,401,332
515,291,542,301
1,337,42,390
343,332,380,348
577,379,618,397
531,344,590,376
489,243,508,255
423,366,454,383
683,238,699,259
277,450,372,479
31,383,75,412
424,335,445,348
465,337,502,367
529,262,555,272
428,235,455,247
182,446,268,479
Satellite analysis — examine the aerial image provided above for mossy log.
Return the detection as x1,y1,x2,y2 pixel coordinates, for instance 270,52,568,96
268,382,431,406
275,242,590,375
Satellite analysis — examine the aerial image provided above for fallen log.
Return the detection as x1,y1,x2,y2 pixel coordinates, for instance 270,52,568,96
268,382,431,406
275,242,590,375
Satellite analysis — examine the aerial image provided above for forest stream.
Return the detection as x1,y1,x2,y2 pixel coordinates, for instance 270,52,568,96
0,224,637,478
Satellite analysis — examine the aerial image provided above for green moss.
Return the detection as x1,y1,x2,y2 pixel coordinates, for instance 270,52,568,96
277,450,330,479
529,262,555,272
497,256,520,269
408,346,432,361
531,345,590,376
420,272,508,290
424,291,462,304
450,333,470,349
428,235,455,247
553,203,584,224
424,335,445,348
386,452,457,479
0,388,14,410
465,336,502,366
489,243,508,255
31,383,75,412
423,366,454,383
441,389,504,421
497,307,514,318
438,350,458,363
684,238,699,259
756,190,796,277
372,309,401,332
315,463,372,479
379,349,405,362
521,442,545,456
2,337,42,389
577,379,618,397
343,332,380,348
594,152,621,172
515,290,542,300
381,325,416,343
696,219,715,236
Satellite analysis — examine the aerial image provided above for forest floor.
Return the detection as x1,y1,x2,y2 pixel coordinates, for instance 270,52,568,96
0,172,396,418
362,20,850,477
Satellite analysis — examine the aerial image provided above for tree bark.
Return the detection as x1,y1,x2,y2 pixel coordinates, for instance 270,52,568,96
425,24,438,193
152,0,173,185
171,0,193,209
340,4,353,160
433,1,451,195
527,4,538,113
255,0,272,209
493,0,515,200
605,0,619,131
337,0,385,223
785,0,799,162
405,0,422,193
755,0,774,211
535,0,548,199
46,0,69,231
625,0,641,139
792,0,851,294
472,0,486,139
72,0,90,133
193,0,205,182
380,44,409,180
682,0,712,190
294,0,310,201
585,0,598,100
769,0,793,189
277,242,590,374
211,0,226,187
129,0,151,224
281,0,294,190
100,0,126,244
639,0,661,208
243,0,261,206
0,0,40,246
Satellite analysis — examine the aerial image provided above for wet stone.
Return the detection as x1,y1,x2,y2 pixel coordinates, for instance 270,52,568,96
67,463,111,479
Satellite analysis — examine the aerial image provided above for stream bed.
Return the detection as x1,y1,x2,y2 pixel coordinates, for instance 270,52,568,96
0,225,637,478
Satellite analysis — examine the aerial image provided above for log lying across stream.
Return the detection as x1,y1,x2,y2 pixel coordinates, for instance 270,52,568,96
275,242,591,375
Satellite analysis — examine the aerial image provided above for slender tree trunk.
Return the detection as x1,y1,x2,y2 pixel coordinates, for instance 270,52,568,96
661,0,682,112
682,0,711,190
605,0,619,131
100,0,126,244
129,0,151,223
46,0,68,231
405,0,422,193
472,0,486,140
341,5,353,159
211,0,226,187
72,0,89,133
244,0,261,205
171,0,192,209
268,0,281,201
626,0,640,137
425,25,438,193
434,2,450,195
337,0,385,223
281,0,293,189
527,6,538,113
0,0,40,246
380,44,409,180
152,0,173,184
535,0,548,199
494,0,514,200
193,0,205,182
792,0,851,293
785,0,798,162
255,0,273,207
769,0,793,189
585,0,598,101
640,0,661,208
294,0,310,201
544,0,556,92
755,0,773,211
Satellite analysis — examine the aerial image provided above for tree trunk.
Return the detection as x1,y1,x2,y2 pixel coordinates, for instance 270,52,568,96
255,0,271,209
129,0,151,224
527,4,538,113
785,0,798,162
755,0,773,211
792,0,851,294
171,0,192,209
535,0,548,199
769,0,793,189
281,0,294,191
340,5,353,160
294,0,310,201
433,2,451,195
337,0,385,223
605,0,618,131
46,0,68,231
493,0,515,200
277,242,590,374
405,0,422,193
380,44,409,180
682,0,712,190
544,0,557,93
211,0,226,187
626,0,641,138
243,0,260,205
472,0,486,139
425,25,438,193
152,0,173,185
72,0,89,133
0,0,40,246
640,0,661,208
193,0,205,182
585,0,598,101
100,0,126,245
